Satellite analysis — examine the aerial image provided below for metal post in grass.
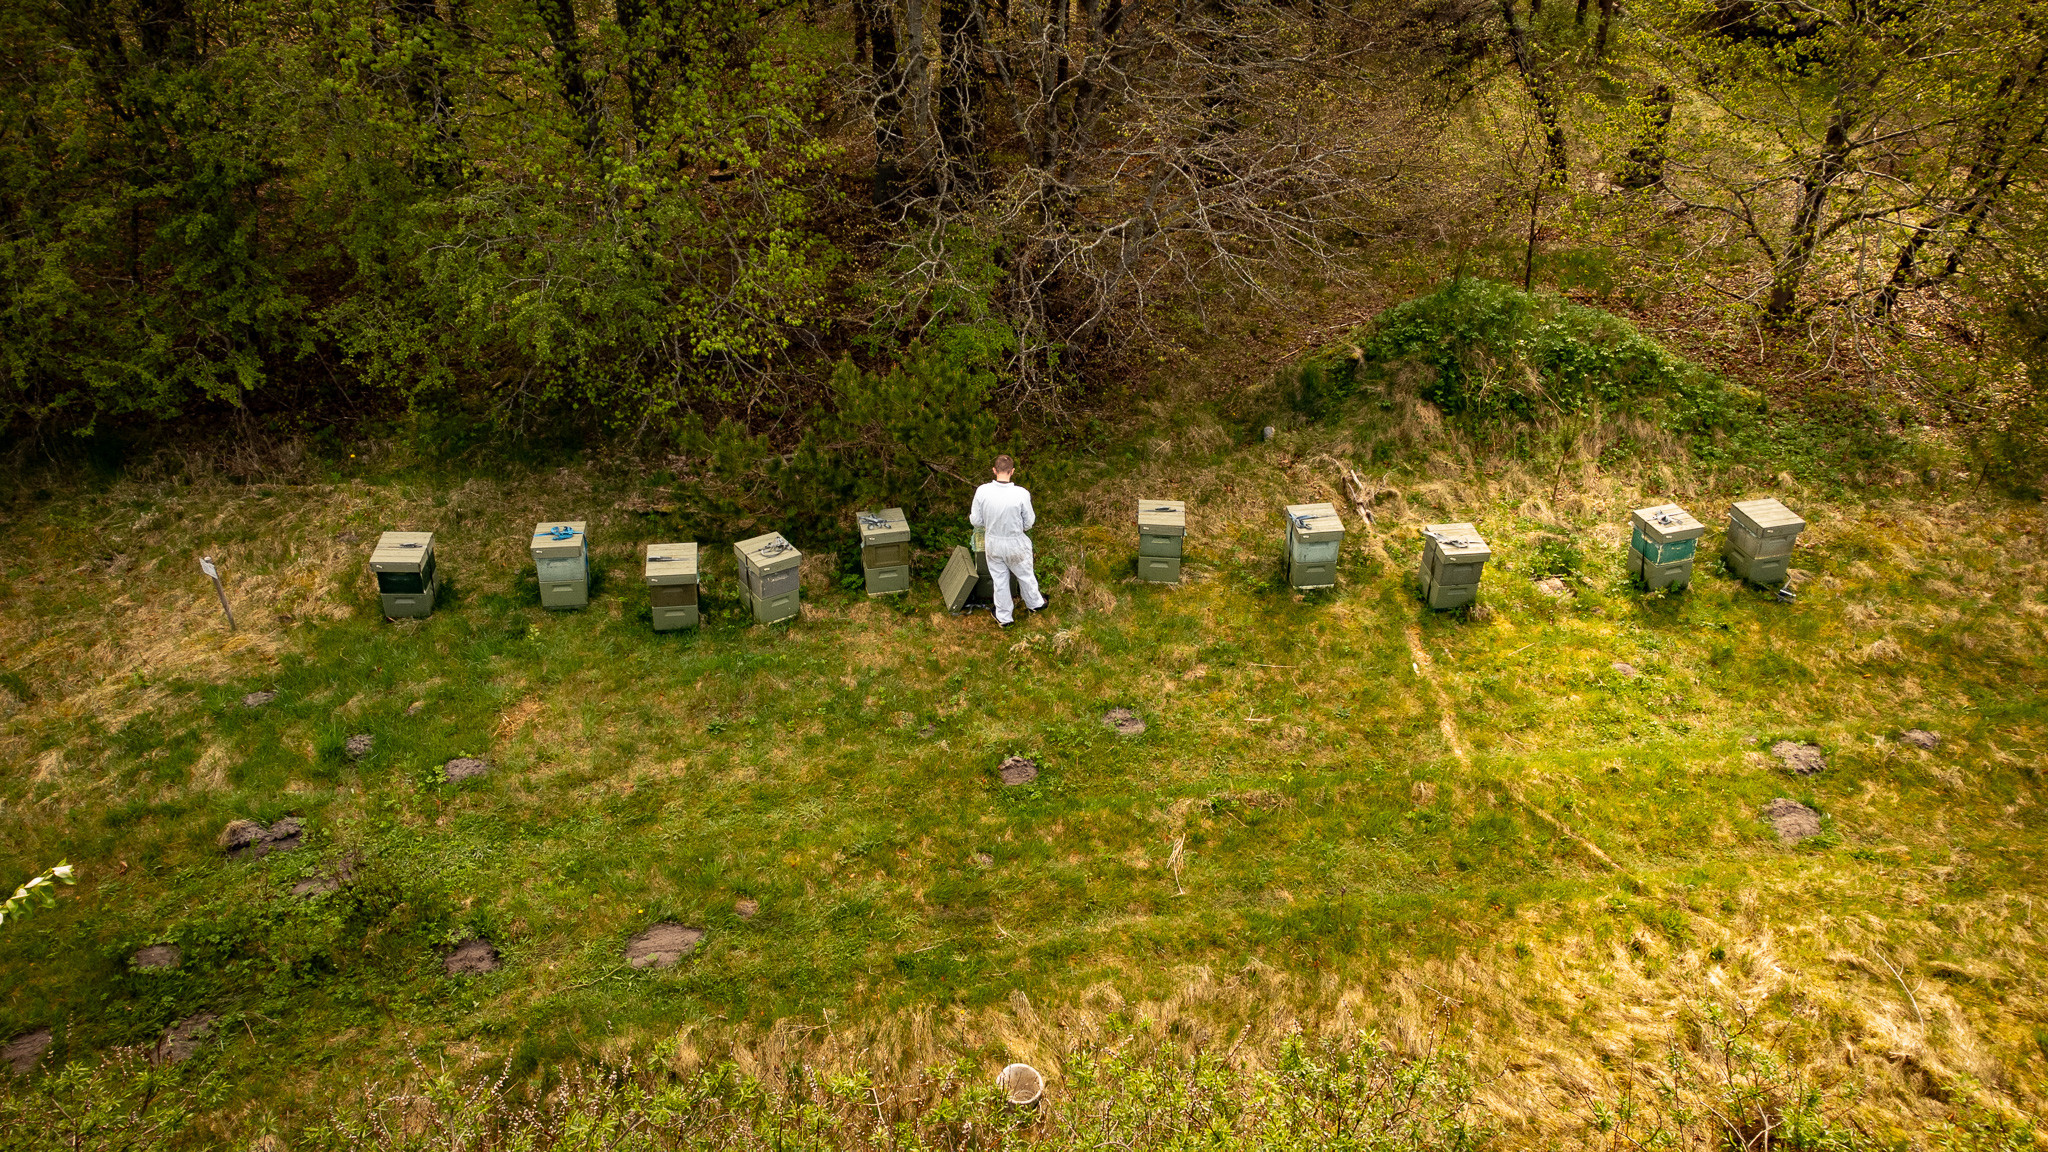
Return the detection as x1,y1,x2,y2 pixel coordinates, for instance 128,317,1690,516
200,556,235,632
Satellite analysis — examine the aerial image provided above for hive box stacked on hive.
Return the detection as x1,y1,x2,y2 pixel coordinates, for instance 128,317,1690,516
856,508,912,596
530,521,588,610
970,528,1023,605
1283,503,1344,589
1627,503,1705,591
371,531,437,618
1137,499,1186,584
644,542,699,631
1418,523,1490,610
1723,498,1805,587
734,531,802,623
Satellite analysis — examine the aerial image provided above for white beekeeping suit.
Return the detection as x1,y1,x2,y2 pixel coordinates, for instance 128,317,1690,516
970,475,1047,626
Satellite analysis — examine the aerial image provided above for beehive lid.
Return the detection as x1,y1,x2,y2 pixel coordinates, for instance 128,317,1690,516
1284,503,1344,543
1422,523,1491,564
1138,499,1186,536
735,531,802,575
530,521,587,559
1729,498,1805,538
938,545,977,611
370,531,433,572
644,542,698,585
856,508,911,547
1629,504,1705,544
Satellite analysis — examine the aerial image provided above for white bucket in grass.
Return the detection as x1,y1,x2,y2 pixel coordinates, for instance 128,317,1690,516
997,1062,1043,1105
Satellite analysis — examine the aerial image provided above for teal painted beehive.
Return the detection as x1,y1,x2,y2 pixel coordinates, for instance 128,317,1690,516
857,508,912,597
1628,504,1704,591
1284,503,1343,589
531,521,588,610
1418,523,1489,610
1137,499,1185,583
371,531,437,619
1723,498,1805,587
645,542,699,631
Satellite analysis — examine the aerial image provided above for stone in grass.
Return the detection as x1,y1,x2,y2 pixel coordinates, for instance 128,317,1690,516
130,944,182,970
1764,798,1823,844
998,756,1039,786
1101,708,1147,736
4,1028,52,1076
1611,662,1640,678
734,898,759,920
1898,729,1941,750
152,1013,218,1066
220,816,305,858
444,938,502,976
344,733,375,760
444,757,491,782
625,923,706,970
291,856,356,898
1770,741,1826,776
241,690,278,709
1534,577,1571,597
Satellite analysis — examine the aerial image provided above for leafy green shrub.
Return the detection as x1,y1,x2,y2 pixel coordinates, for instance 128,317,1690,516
1292,279,1757,436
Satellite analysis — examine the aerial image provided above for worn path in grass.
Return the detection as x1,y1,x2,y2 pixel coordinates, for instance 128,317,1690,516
1,429,2044,1142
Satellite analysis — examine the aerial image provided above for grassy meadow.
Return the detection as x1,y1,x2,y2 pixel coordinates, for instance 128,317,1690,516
2,389,2046,1147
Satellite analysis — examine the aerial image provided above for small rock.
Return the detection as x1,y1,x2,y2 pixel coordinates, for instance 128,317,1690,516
1770,741,1826,776
1101,708,1146,736
444,757,490,782
3,1028,53,1076
998,755,1039,786
444,938,502,976
1262,426,1276,442
1611,662,1640,678
406,701,425,716
130,945,182,970
153,1013,218,1065
1898,729,1940,750
344,733,375,760
625,923,705,970
241,690,277,709
1534,576,1570,597
1764,798,1822,844
735,898,759,920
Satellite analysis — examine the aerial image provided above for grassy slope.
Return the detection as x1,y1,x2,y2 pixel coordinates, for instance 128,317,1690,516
1,393,2045,1144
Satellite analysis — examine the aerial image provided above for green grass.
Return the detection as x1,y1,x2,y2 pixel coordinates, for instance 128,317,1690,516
2,408,2045,1146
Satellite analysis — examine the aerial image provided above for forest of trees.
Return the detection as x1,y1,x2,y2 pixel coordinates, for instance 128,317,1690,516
2,0,2044,460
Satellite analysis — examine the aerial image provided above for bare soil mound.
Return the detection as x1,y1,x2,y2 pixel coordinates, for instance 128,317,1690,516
344,733,375,759
1102,708,1147,735
1899,729,1940,750
444,757,490,782
220,816,304,858
241,691,277,708
735,898,759,920
153,1013,218,1065
3,1028,51,1075
625,923,705,969
1770,741,1826,776
1764,798,1822,844
444,938,502,975
998,756,1039,785
130,945,182,970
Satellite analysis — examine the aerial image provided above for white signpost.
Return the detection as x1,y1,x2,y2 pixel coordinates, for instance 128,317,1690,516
200,556,235,632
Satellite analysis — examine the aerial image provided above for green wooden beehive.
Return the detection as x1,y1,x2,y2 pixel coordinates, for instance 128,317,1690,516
1628,504,1704,591
1723,498,1804,586
1137,499,1185,582
735,532,802,601
1418,523,1489,610
939,546,977,611
856,508,912,596
644,542,699,631
969,528,1022,605
1284,503,1343,589
370,531,437,619
531,521,588,610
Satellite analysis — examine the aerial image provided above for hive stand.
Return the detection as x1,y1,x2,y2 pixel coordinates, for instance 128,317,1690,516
644,542,699,631
530,521,588,610
734,531,802,623
1284,503,1344,589
1418,523,1490,609
370,531,437,618
1723,498,1805,587
1628,504,1705,591
857,508,912,596
1137,499,1185,584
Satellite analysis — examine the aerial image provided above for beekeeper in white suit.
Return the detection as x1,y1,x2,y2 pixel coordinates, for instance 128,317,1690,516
970,454,1048,628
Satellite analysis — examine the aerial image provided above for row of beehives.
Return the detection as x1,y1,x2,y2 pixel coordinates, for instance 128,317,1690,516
364,497,1805,622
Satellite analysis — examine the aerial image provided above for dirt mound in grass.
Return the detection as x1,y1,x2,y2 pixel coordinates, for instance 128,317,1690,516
1898,729,1940,750
220,816,304,858
242,690,277,708
4,1028,52,1075
735,898,759,920
444,938,502,975
998,756,1039,785
344,733,375,759
153,1013,218,1065
1770,741,1825,776
1102,708,1147,735
444,757,490,782
131,944,182,970
1764,798,1822,844
625,923,705,969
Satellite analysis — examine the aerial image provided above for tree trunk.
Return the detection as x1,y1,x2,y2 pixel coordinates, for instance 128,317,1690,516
1767,96,1858,321
1593,0,1615,60
868,0,906,206
937,0,985,195
1616,84,1674,189
538,0,602,154
1500,0,1568,180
